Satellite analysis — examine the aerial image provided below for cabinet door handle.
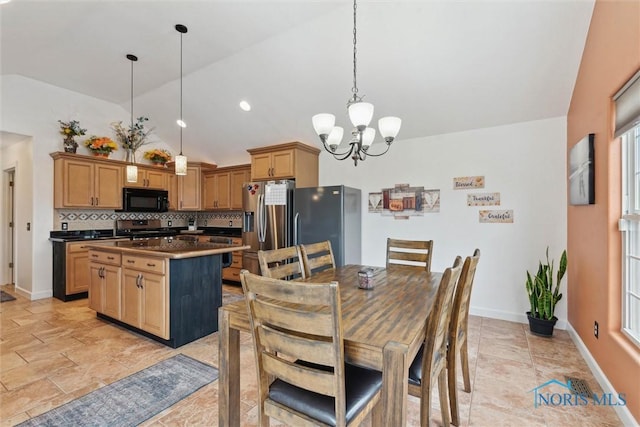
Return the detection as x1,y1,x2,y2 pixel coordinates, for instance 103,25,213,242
91,254,99,258
95,198,99,206
107,256,114,260
146,263,156,267
138,274,144,289
98,267,104,278
90,197,94,206
127,260,135,264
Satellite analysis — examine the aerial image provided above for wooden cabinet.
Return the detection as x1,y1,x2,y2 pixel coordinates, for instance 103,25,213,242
52,153,123,209
202,164,250,211
247,142,320,188
121,255,169,339
166,162,216,211
222,237,244,282
66,242,90,295
88,250,122,319
230,166,251,209
125,166,168,190
203,171,230,210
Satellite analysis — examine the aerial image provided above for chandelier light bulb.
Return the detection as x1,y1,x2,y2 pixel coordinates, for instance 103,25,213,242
327,126,344,152
312,114,336,139
361,127,376,148
378,116,402,142
348,102,374,131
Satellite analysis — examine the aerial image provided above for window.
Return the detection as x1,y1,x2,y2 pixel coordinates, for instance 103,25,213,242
621,124,640,347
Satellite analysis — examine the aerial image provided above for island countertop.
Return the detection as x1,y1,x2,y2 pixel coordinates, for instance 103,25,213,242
84,238,249,259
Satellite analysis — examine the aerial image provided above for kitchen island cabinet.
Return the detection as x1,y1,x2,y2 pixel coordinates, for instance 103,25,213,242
85,238,249,348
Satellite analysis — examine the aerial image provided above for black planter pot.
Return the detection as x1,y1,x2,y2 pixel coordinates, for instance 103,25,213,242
527,312,557,337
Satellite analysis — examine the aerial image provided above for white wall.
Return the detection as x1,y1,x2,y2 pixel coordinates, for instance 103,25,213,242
318,116,568,327
0,75,173,299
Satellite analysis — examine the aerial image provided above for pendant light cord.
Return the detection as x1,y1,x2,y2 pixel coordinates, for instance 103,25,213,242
179,30,183,156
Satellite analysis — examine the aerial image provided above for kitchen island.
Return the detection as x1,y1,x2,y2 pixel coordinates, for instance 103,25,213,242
84,238,249,348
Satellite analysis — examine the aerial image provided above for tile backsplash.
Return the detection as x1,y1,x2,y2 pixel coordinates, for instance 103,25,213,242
55,210,243,231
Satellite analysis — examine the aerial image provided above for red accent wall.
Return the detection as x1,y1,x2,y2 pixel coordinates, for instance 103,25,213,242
567,0,640,422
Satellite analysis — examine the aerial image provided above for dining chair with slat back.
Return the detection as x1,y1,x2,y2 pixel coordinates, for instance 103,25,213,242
240,270,383,427
407,257,463,427
447,249,481,426
300,240,336,277
257,246,306,280
386,238,434,272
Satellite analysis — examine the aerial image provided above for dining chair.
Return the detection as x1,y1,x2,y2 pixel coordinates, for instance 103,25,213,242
257,246,306,280
300,240,336,277
240,270,382,427
447,249,481,426
386,238,434,272
407,257,462,427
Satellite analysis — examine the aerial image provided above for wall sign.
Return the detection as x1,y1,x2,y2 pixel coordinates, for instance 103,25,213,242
479,209,513,223
453,176,485,190
467,192,500,206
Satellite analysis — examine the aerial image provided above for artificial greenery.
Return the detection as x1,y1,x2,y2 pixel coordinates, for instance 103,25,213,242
525,247,567,320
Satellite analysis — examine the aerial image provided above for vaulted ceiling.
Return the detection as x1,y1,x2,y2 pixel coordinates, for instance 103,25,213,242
1,0,594,165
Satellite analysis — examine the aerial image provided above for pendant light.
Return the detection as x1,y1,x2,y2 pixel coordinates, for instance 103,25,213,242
312,0,401,166
126,54,139,182
174,24,188,176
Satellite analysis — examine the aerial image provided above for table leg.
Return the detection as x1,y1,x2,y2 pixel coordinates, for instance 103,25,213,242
219,308,240,427
373,341,409,427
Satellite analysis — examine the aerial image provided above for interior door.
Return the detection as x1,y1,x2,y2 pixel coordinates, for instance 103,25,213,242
7,170,14,285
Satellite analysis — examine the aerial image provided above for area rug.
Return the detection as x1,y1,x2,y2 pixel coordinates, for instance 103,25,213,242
18,354,218,427
0,290,16,302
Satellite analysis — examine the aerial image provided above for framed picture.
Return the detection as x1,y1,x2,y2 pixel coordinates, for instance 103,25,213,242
569,133,595,205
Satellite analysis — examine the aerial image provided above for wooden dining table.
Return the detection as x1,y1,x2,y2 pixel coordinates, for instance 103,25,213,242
218,264,442,426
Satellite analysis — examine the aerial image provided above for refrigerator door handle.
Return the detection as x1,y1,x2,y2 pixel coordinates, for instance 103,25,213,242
293,212,299,246
257,193,266,243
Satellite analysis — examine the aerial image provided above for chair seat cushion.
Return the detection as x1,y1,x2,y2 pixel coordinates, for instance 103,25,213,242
268,362,382,426
408,344,424,386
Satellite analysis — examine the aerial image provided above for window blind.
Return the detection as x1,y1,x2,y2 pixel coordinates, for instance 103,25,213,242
614,69,640,138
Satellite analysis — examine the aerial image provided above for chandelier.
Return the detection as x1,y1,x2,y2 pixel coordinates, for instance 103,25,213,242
312,0,401,166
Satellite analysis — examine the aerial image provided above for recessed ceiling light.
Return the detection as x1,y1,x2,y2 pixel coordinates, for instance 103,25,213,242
0,0,12,4
239,100,251,112
176,119,186,128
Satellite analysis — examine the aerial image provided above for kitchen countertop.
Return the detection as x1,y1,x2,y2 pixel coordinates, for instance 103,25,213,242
84,238,249,260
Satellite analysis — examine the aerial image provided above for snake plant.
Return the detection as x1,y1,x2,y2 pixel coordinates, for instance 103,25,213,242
525,247,567,320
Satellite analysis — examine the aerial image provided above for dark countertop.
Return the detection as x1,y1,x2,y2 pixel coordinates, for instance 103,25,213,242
50,227,241,242
84,238,249,259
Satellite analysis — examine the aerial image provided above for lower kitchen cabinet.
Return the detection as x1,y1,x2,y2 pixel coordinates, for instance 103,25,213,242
222,237,243,282
88,250,122,318
121,255,169,339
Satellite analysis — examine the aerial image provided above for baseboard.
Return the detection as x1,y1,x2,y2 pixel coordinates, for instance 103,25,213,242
469,306,568,330
567,323,639,427
14,286,52,301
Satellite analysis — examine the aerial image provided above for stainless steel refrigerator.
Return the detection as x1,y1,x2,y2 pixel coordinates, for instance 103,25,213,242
242,180,296,275
294,185,361,267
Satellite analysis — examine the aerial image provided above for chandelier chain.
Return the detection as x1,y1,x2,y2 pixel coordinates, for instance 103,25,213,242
352,0,358,98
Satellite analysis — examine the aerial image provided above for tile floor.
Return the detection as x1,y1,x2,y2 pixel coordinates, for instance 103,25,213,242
0,284,623,426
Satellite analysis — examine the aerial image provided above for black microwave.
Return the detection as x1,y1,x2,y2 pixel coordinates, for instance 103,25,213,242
121,188,169,212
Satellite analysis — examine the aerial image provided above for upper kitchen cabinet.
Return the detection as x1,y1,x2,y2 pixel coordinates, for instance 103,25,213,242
247,142,320,188
51,152,123,209
166,162,216,211
124,166,168,190
203,164,250,211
